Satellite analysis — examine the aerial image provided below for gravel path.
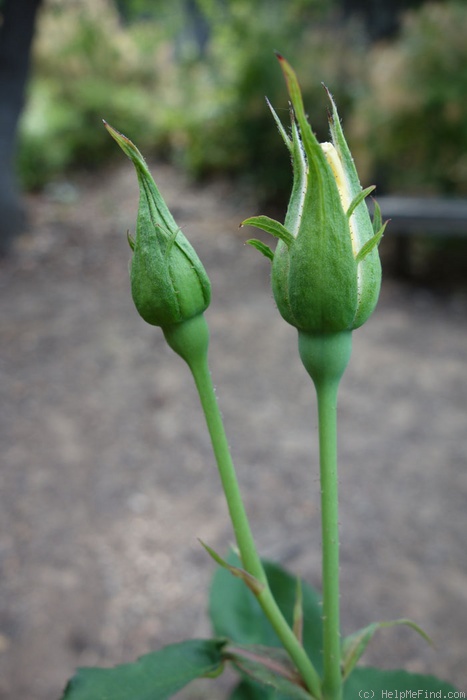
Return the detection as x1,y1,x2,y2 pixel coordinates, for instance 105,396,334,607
1,162,466,699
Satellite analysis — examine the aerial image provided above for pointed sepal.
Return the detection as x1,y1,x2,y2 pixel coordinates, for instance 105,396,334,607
372,198,383,235
199,540,265,596
266,97,292,153
292,578,304,644
127,230,135,251
241,215,295,248
103,120,150,178
246,239,274,261
356,220,387,263
276,54,339,195
341,619,433,680
346,186,376,220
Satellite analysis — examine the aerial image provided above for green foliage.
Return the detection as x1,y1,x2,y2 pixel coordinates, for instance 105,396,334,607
18,0,467,201
210,551,323,698
224,644,314,699
60,638,225,700
230,681,274,700
208,553,459,699
210,551,323,674
341,620,431,680
59,553,460,699
19,0,170,188
165,0,359,204
352,0,467,195
18,0,357,197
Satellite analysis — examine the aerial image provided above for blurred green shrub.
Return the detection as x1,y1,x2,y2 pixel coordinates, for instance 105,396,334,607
18,0,169,189
351,0,467,195
18,0,364,201
159,0,363,205
18,0,467,201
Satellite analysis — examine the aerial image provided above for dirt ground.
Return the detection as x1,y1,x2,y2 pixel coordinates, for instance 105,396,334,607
1,161,466,700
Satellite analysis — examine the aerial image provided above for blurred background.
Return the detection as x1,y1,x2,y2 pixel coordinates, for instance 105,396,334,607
3,0,467,276
14,0,467,196
1,1,467,699
0,0,467,260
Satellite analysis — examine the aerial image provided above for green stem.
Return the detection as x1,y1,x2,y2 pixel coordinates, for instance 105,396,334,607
298,331,353,700
316,379,342,700
164,315,322,699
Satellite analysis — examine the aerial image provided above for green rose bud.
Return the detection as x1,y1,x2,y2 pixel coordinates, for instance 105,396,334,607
104,122,211,328
242,55,386,334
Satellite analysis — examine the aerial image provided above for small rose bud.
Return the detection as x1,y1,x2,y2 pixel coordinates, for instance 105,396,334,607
104,122,211,328
242,56,386,334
